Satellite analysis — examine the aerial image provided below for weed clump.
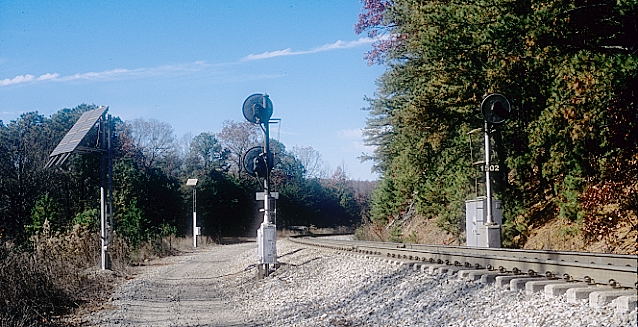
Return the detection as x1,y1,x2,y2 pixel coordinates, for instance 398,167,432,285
0,224,124,326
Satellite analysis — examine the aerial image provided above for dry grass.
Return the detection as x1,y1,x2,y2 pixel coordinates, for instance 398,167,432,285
0,230,259,326
306,226,355,236
0,224,181,326
354,218,462,245
354,223,389,241
523,218,638,254
0,225,121,326
128,235,217,265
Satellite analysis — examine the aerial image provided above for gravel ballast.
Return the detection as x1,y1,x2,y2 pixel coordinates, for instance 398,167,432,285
85,239,638,326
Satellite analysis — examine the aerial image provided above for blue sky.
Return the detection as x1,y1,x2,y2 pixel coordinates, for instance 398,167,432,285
0,0,383,180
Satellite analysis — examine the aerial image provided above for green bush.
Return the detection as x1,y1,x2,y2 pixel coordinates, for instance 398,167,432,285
72,208,100,231
116,200,146,247
25,194,62,235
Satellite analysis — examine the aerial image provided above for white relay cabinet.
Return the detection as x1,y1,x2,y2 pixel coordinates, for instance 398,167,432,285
465,197,502,248
257,223,277,264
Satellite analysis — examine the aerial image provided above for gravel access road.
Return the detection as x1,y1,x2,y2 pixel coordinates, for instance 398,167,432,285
84,242,257,326
83,239,637,327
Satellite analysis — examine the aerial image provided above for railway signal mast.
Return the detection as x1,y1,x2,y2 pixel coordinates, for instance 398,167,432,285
242,93,278,277
481,94,510,227
466,94,511,248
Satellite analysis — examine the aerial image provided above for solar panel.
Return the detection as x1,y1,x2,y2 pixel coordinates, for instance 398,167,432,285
49,106,108,157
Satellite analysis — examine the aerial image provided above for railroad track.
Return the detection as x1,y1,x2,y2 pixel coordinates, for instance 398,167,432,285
290,237,638,291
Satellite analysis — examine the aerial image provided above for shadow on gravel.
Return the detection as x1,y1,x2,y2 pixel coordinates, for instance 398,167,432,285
293,256,321,267
219,237,256,245
96,314,258,327
270,257,321,273
155,265,259,282
278,248,305,259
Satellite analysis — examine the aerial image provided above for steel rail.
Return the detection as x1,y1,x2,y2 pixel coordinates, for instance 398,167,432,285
289,237,638,289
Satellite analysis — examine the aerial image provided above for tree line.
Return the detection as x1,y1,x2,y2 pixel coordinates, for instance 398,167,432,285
356,0,637,247
0,104,374,245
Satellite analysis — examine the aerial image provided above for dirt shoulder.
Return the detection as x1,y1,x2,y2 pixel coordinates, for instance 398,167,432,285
74,242,259,327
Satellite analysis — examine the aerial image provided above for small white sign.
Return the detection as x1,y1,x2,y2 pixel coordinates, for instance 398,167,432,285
256,192,279,200
195,226,201,236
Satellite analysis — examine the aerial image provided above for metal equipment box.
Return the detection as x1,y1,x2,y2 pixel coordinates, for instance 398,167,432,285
465,197,502,247
257,223,277,264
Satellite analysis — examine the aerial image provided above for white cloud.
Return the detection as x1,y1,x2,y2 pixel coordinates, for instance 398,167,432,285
36,73,60,81
243,48,295,61
1,72,61,86
0,35,384,87
241,36,383,61
1,74,35,86
0,61,212,87
58,68,132,81
313,37,379,52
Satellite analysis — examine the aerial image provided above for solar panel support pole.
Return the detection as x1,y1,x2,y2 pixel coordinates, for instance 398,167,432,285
107,115,114,238
99,114,113,270
100,186,107,270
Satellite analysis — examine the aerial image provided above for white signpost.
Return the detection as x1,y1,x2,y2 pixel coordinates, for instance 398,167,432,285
186,178,198,248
